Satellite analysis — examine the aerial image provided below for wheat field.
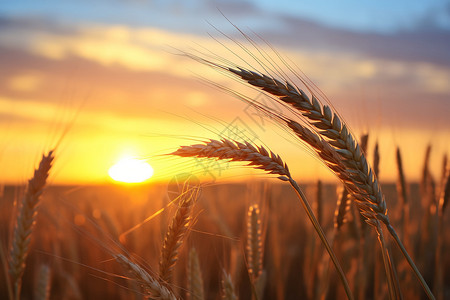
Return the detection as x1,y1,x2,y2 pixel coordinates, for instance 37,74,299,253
0,20,449,300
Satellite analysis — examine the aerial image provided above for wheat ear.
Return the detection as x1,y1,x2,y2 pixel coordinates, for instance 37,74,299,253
9,151,54,300
247,204,263,281
34,264,51,300
227,67,387,224
187,248,204,300
221,270,238,300
173,139,290,180
115,254,178,300
396,147,410,246
224,66,434,299
334,187,350,231
172,139,354,300
159,187,198,283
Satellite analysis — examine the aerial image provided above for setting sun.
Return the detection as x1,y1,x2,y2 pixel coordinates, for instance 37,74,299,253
108,158,154,183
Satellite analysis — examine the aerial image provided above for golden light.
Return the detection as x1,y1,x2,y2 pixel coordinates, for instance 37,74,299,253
108,158,154,183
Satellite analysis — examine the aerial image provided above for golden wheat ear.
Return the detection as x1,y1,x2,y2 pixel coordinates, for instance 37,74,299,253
9,151,54,300
159,186,199,284
172,139,291,181
226,66,388,225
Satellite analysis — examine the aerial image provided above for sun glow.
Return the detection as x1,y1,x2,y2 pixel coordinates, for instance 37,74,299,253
108,158,154,183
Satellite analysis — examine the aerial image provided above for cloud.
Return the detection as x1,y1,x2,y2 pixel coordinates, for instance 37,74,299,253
0,17,449,131
0,14,448,183
205,0,262,16
259,13,450,68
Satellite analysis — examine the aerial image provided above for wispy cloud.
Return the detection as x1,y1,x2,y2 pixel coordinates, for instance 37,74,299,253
0,11,448,183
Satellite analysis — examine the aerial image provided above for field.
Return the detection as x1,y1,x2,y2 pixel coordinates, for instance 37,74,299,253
0,174,449,299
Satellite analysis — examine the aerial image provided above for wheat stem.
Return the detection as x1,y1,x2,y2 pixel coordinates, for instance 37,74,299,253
288,178,353,300
386,224,435,300
375,222,398,300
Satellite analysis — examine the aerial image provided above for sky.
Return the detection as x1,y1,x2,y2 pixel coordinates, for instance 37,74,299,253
0,0,449,184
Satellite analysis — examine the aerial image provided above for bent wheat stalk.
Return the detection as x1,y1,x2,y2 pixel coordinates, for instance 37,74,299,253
9,151,54,300
172,139,354,300
221,66,434,300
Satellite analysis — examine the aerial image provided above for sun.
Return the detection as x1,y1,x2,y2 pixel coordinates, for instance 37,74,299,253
108,158,154,183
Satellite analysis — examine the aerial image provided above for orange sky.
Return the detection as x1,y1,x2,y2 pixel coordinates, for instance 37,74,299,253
0,5,449,185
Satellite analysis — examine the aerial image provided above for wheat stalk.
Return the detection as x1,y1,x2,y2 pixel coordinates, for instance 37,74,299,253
172,139,354,299
9,151,54,300
159,187,198,284
187,248,204,300
396,147,410,246
115,254,178,300
220,66,435,300
435,167,449,300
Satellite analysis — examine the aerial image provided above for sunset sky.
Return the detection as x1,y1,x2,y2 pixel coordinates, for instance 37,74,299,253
0,0,449,184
